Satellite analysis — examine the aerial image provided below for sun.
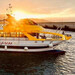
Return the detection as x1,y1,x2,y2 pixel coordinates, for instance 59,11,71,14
13,11,28,20
13,11,47,20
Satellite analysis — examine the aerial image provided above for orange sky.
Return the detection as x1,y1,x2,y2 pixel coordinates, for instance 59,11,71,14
0,0,75,22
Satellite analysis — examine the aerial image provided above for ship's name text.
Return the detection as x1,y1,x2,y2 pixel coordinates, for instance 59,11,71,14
0,42,12,45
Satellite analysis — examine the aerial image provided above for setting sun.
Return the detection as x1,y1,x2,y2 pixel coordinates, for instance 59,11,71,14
13,11,28,20
13,11,48,20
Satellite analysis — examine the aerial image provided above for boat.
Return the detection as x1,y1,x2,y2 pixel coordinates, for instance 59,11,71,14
0,13,72,53
0,4,72,53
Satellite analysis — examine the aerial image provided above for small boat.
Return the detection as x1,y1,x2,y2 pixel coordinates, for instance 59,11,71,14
0,13,72,53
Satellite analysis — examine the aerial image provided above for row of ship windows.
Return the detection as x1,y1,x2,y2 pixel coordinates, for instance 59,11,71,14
0,32,26,37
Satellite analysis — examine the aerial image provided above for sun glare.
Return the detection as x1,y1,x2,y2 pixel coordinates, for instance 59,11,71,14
13,11,48,20
13,11,28,20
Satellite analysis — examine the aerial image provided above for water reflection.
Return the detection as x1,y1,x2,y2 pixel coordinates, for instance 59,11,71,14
0,52,63,75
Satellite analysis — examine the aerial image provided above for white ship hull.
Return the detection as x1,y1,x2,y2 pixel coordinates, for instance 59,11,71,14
0,37,64,52
0,38,63,46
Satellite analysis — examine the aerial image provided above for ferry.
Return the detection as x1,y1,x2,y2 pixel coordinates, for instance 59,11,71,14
0,13,72,53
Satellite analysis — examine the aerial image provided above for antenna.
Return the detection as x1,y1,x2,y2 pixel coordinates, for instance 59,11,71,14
6,9,8,14
9,4,12,15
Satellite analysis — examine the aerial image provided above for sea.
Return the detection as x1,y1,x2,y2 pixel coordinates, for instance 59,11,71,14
0,29,75,75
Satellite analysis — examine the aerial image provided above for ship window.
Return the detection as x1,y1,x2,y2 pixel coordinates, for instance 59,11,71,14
5,33,11,37
11,32,17,37
0,32,5,37
10,32,26,37
0,32,29,40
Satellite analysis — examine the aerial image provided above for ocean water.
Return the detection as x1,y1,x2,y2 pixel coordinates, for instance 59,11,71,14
0,30,75,75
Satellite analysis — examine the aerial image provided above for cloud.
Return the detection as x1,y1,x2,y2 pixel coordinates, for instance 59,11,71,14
44,8,75,18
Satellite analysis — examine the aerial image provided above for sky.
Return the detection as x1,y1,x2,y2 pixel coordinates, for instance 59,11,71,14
0,0,75,22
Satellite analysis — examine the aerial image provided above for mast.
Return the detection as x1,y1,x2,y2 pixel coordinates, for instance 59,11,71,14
9,4,12,15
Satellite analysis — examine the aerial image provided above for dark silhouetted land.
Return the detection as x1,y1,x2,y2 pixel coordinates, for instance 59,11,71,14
39,22,75,32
